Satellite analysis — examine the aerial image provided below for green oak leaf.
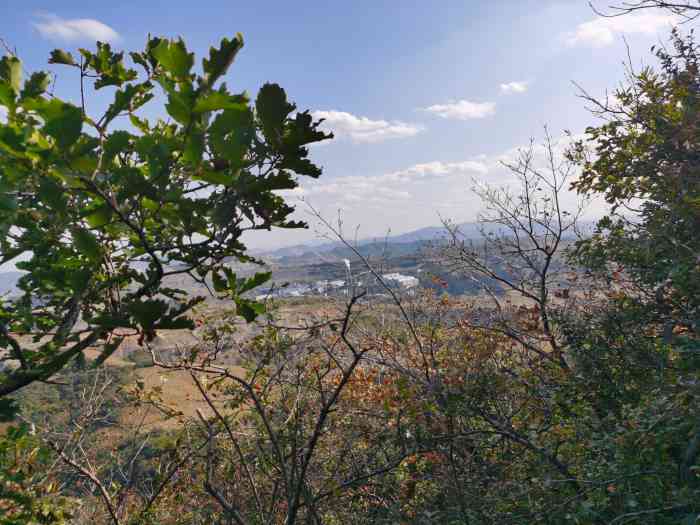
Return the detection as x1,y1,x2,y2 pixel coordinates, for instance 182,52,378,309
256,83,295,146
48,48,76,66
193,91,248,113
0,56,22,95
84,203,113,228
202,34,244,87
21,72,51,100
73,228,102,261
39,99,83,148
152,38,194,79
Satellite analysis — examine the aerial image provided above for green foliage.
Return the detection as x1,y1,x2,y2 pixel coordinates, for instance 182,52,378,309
3,14,699,525
0,425,74,523
202,34,243,88
570,30,700,335
0,34,331,400
212,268,272,321
557,29,700,524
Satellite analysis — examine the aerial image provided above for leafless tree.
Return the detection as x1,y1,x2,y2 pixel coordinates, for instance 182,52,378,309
145,290,418,525
302,205,592,522
590,0,700,20
437,130,589,370
29,367,196,525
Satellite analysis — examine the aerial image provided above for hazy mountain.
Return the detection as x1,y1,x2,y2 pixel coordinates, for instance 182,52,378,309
257,219,596,262
257,222,483,259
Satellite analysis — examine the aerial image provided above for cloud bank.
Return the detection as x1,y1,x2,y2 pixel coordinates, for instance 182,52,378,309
280,157,490,208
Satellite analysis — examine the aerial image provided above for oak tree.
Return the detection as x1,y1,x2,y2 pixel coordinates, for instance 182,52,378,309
0,34,331,409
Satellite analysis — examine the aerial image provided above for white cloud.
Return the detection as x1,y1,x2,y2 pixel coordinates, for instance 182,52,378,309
500,81,529,95
566,12,677,48
250,134,606,250
279,158,489,209
281,177,411,206
0,106,7,123
423,99,496,120
386,160,488,181
311,110,422,143
33,14,121,43
281,134,596,218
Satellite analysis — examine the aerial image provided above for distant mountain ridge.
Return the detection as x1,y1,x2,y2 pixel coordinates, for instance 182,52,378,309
257,222,496,259
257,219,596,260
0,221,595,294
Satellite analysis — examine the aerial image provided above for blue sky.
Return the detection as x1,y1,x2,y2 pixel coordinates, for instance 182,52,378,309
0,1,688,249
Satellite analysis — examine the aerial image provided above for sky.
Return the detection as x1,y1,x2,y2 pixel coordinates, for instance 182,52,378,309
0,0,690,250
